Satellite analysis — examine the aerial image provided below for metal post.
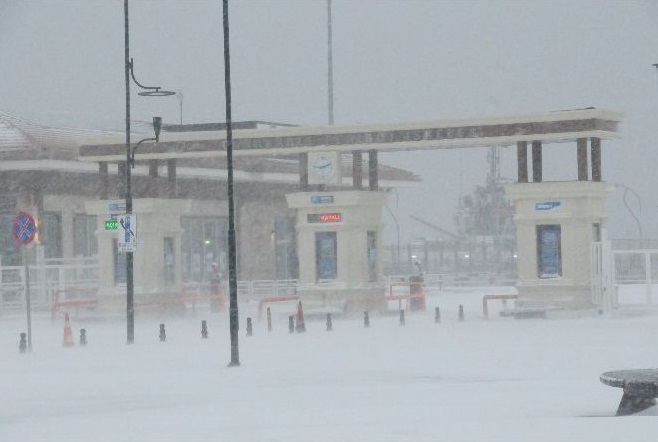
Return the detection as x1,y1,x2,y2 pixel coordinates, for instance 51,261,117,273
124,0,135,345
224,0,240,367
327,0,334,125
177,91,184,125
23,247,32,351
645,252,652,305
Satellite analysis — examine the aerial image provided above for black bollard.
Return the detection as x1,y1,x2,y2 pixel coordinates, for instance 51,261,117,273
79,328,87,346
364,311,370,328
267,307,273,332
458,305,465,322
246,317,253,336
201,320,208,339
288,315,295,333
19,332,27,353
399,309,405,326
434,307,441,324
326,313,333,331
159,323,167,342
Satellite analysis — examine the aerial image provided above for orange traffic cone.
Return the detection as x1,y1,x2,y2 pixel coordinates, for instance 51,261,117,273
62,312,75,347
295,301,306,333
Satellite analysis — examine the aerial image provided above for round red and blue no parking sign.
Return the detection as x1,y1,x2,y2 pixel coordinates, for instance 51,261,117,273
13,211,37,245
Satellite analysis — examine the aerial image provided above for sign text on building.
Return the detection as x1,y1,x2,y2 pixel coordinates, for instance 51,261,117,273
307,213,342,223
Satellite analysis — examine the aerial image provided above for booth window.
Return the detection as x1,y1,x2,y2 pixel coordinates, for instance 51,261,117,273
367,231,377,282
180,216,227,283
592,223,601,242
163,237,175,286
273,216,298,280
0,213,21,265
315,231,337,281
73,214,98,257
41,212,62,258
536,224,561,278
113,239,127,284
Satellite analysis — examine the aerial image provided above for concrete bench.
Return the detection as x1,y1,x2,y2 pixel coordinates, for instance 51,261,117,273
600,369,658,416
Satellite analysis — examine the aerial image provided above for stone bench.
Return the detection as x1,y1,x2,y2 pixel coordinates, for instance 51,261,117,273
600,369,658,416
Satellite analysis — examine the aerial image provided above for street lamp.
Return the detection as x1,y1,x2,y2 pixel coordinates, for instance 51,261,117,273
615,183,643,244
123,0,174,344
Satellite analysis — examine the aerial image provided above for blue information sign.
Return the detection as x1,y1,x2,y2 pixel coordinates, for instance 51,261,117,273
13,211,37,245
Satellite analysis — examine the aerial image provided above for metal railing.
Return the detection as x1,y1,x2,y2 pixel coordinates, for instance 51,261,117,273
0,260,100,315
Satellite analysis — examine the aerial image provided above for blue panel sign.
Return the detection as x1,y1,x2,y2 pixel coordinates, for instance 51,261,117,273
108,201,127,213
311,195,334,204
535,201,561,211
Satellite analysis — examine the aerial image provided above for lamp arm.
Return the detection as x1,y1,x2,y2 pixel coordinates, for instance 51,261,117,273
129,58,164,93
130,137,156,168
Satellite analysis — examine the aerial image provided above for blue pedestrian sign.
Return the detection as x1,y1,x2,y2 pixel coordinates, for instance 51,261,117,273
118,214,137,252
12,211,37,245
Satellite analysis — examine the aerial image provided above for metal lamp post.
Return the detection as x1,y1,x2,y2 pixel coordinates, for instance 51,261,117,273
223,0,240,367
123,0,174,344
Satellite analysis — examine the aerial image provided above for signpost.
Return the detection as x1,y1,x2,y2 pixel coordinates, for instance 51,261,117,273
12,211,36,352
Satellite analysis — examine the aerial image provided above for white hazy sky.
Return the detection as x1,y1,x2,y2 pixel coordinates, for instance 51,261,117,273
2,0,658,242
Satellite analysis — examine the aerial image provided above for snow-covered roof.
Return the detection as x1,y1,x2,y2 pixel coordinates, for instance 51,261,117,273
0,112,420,186
0,112,122,159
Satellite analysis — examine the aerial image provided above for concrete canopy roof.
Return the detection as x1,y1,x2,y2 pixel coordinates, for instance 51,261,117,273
78,108,622,163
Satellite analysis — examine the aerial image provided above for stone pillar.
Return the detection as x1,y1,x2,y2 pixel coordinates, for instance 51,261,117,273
299,153,309,191
99,162,109,200
368,150,378,191
577,138,588,181
167,159,177,198
531,141,542,183
118,162,126,198
516,141,528,183
148,160,159,198
591,137,602,182
352,151,363,190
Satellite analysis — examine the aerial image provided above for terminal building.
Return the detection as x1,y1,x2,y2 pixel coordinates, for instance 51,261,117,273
0,112,418,313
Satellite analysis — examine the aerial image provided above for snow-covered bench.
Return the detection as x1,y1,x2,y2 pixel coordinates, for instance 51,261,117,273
600,369,658,416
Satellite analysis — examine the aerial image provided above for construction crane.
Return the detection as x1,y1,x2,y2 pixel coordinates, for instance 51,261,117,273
409,215,461,240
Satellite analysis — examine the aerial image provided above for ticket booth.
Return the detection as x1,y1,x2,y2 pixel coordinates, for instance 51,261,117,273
84,198,189,311
286,190,388,312
506,181,612,310
505,136,616,310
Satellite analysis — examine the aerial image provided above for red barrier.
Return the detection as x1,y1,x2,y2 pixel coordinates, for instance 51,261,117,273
51,287,99,320
388,282,426,311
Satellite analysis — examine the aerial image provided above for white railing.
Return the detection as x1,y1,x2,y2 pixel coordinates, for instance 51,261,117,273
590,244,658,309
237,279,298,302
0,260,100,315
612,249,658,306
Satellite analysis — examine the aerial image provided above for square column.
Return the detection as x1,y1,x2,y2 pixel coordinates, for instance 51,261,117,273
531,141,542,183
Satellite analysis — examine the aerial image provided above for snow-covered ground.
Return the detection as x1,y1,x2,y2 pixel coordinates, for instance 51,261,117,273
3,287,658,442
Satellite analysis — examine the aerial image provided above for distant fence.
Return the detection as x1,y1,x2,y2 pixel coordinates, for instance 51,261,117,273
612,249,658,306
2,264,523,315
0,258,99,315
